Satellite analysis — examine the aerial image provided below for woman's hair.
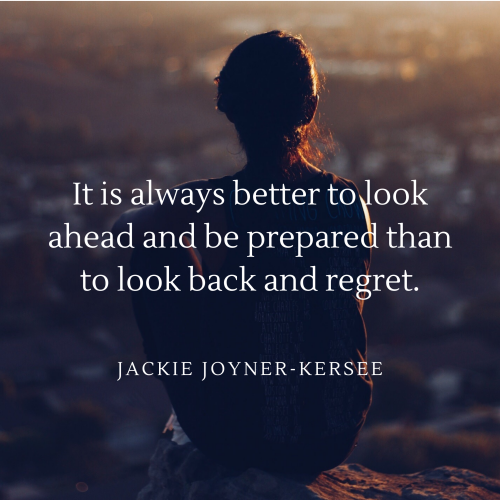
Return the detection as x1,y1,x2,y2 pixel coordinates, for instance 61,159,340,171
215,30,329,176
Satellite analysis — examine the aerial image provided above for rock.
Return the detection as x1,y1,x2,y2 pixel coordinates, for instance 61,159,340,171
138,437,500,500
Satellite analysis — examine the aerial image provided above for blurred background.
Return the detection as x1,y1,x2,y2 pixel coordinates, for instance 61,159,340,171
1,2,500,498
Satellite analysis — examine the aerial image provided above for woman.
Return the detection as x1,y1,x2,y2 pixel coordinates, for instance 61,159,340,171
114,31,372,474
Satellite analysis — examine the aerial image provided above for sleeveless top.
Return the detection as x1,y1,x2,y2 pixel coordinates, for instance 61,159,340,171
155,169,372,473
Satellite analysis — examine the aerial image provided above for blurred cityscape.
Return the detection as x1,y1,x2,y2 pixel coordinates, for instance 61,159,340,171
1,2,500,499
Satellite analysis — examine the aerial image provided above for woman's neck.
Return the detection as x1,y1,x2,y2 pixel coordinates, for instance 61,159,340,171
244,157,323,183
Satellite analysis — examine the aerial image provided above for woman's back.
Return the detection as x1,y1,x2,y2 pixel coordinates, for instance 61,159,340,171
149,169,373,473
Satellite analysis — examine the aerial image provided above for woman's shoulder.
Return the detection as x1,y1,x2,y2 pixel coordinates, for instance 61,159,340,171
321,170,360,191
173,179,213,191
206,171,243,189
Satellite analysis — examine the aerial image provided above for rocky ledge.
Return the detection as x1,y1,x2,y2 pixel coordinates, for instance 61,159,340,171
138,437,500,500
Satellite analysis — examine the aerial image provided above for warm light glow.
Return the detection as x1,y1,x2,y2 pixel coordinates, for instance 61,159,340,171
399,58,418,82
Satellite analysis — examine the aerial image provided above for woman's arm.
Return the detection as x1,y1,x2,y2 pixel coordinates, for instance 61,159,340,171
358,196,372,312
361,196,372,248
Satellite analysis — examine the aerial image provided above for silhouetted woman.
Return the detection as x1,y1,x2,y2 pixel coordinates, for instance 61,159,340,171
114,31,372,475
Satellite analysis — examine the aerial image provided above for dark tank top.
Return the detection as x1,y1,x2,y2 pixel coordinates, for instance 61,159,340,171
132,169,372,474
171,170,372,472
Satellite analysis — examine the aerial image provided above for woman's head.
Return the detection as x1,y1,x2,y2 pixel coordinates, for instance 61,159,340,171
215,31,326,175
